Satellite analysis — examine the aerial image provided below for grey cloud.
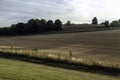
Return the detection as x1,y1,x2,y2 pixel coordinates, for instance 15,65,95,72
0,0,72,26
0,0,120,27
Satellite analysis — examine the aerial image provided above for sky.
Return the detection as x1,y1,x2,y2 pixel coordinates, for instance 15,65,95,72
0,0,120,27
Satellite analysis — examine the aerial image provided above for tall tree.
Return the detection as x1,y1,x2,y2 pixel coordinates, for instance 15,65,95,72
66,20,71,26
35,19,41,32
104,21,109,28
46,20,54,31
39,19,47,32
26,19,39,33
15,23,25,35
92,17,98,25
110,20,119,27
54,19,62,30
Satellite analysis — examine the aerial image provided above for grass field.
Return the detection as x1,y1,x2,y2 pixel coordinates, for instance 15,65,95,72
0,58,119,80
0,29,120,67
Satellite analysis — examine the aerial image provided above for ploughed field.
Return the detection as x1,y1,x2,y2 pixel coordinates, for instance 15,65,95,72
0,29,120,66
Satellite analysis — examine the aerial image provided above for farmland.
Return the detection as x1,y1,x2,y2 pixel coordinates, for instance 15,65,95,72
0,29,120,67
0,0,120,80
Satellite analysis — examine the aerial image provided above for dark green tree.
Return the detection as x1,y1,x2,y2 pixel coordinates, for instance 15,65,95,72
92,17,98,25
35,19,41,32
110,20,119,27
0,27,9,35
39,19,47,32
118,19,120,27
26,19,39,33
46,20,54,31
9,24,17,35
104,21,109,28
0,18,63,36
66,20,71,26
54,19,62,30
15,23,25,35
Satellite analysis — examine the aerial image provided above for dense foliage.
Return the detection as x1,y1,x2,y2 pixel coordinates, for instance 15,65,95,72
92,17,120,28
104,21,110,28
92,17,98,25
110,20,120,27
0,19,63,35
0,17,120,36
66,20,71,26
102,19,120,28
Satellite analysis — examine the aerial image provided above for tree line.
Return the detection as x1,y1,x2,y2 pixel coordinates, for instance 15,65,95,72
0,17,120,36
92,17,120,28
0,19,62,35
65,17,120,28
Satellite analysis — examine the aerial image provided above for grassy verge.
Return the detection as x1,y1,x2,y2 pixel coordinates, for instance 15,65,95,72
0,50,119,76
0,58,120,80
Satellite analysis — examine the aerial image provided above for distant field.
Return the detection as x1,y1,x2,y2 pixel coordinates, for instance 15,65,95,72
0,58,119,80
0,29,120,66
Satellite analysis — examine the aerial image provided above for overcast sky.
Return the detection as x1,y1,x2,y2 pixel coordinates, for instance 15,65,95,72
0,0,120,27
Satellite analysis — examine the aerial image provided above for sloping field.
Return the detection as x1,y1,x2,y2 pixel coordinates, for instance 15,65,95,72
0,58,119,80
0,29,120,66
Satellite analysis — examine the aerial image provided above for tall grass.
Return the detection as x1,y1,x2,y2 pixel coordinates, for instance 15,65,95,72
0,48,119,76
69,50,73,60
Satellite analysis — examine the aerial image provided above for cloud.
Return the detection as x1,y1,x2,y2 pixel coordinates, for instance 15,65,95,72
0,0,72,26
0,0,120,27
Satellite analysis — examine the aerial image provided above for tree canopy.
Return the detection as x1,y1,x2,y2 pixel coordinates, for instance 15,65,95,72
0,19,63,36
66,20,71,26
104,21,109,28
92,17,98,25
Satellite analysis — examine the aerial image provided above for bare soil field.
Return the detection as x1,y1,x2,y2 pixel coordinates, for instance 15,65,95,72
0,29,120,66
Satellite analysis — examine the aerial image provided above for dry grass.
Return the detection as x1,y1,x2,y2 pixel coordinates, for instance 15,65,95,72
0,29,120,67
